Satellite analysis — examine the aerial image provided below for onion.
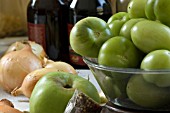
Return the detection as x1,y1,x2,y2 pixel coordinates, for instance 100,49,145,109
28,41,47,62
11,60,77,98
11,68,59,98
0,99,23,113
5,40,47,64
0,45,42,92
44,60,77,74
5,41,25,53
43,57,55,67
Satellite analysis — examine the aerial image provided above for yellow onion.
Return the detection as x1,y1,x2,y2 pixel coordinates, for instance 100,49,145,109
11,68,59,98
44,60,77,74
11,59,77,98
5,40,47,65
0,45,42,92
43,57,55,67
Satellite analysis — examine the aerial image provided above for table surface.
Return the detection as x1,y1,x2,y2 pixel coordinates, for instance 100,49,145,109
0,69,103,112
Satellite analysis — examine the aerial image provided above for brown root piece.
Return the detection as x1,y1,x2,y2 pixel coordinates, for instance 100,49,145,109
65,90,102,113
0,99,23,113
74,92,102,113
0,99,14,107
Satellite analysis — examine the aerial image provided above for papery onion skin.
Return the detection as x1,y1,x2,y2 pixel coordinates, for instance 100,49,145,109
5,41,26,53
0,99,14,107
0,45,42,92
43,57,54,67
28,41,47,62
44,60,77,74
11,68,59,98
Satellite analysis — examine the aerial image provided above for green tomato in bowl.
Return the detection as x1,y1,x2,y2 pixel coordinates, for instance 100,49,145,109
131,20,170,53
127,0,147,18
107,12,129,24
119,18,145,40
70,17,113,58
98,36,141,68
141,50,170,87
127,74,170,108
107,12,130,36
154,0,170,27
145,0,156,20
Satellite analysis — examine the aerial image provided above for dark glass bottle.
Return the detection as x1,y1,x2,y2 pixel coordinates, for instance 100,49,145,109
27,0,71,62
67,0,113,69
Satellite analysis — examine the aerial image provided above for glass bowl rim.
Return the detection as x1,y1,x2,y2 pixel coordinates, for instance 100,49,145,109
83,57,170,74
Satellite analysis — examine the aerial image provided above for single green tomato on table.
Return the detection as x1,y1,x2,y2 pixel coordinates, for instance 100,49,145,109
107,12,130,36
29,72,101,113
141,50,170,87
70,17,113,58
98,36,141,68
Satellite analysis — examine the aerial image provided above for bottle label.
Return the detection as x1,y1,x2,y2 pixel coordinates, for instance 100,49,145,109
67,23,86,66
28,22,46,50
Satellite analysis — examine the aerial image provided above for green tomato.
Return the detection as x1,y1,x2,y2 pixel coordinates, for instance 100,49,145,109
70,17,113,58
154,0,170,27
145,0,156,20
108,21,125,37
141,50,170,87
127,0,147,18
131,20,170,53
90,68,130,101
29,72,101,113
98,36,141,68
107,12,130,36
127,74,170,108
119,18,145,40
107,12,129,24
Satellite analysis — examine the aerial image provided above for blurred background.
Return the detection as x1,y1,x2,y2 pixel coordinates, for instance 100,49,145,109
0,0,29,56
0,0,29,38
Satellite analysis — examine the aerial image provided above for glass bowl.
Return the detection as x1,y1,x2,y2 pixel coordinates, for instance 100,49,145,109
83,57,170,112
